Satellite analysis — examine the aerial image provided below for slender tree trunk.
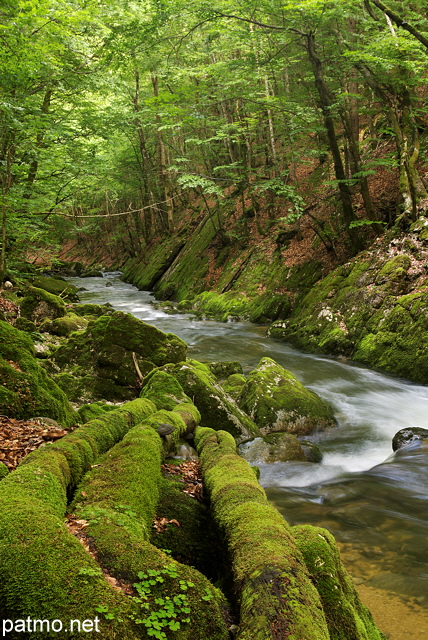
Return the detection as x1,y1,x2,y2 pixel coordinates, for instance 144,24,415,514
306,33,363,252
0,206,6,284
151,74,173,232
356,63,427,222
24,88,53,200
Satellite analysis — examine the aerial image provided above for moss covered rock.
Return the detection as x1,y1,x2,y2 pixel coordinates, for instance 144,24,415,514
31,275,80,302
392,427,428,451
72,302,114,317
140,370,192,410
0,320,76,425
50,312,88,336
238,357,336,436
268,241,428,384
149,361,259,442
49,311,188,402
20,286,66,324
221,373,247,401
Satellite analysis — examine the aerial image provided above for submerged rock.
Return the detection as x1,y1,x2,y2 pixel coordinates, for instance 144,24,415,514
239,434,323,464
206,360,243,379
238,357,336,436
392,427,428,451
49,311,187,402
239,434,303,463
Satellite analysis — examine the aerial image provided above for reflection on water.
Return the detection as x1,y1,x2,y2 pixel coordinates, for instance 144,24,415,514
68,273,428,609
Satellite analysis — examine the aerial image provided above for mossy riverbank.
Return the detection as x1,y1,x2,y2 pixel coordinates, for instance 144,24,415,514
121,215,428,384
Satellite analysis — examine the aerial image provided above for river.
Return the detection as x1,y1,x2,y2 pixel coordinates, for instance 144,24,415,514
68,272,428,638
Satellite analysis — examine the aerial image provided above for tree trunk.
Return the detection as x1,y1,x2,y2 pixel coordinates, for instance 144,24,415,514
151,74,173,232
24,88,53,200
306,33,363,252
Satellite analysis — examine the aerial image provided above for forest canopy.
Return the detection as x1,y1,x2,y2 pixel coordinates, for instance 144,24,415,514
1,0,427,276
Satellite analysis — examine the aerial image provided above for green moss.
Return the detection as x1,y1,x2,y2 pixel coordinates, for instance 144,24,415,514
50,312,88,336
0,398,160,638
76,401,116,423
195,427,330,640
292,525,386,640
267,243,428,384
375,255,411,283
140,370,192,410
72,302,114,317
150,475,224,580
221,373,247,401
238,357,336,436
152,361,259,442
50,311,187,402
20,286,66,323
31,275,80,302
0,320,77,426
0,462,9,480
70,418,229,640
0,494,139,638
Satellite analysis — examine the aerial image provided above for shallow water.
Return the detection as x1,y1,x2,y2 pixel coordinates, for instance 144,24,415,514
68,273,428,620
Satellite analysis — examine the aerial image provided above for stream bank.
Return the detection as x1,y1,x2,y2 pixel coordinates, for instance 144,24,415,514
121,216,428,385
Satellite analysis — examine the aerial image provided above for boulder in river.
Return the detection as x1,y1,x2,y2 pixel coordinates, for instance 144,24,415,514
48,311,187,402
238,357,336,436
392,427,428,451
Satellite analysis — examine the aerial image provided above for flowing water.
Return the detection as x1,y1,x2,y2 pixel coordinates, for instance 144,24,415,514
68,272,428,637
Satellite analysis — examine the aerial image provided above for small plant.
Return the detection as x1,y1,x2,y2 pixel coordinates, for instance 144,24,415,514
78,566,103,578
95,604,115,621
130,563,198,639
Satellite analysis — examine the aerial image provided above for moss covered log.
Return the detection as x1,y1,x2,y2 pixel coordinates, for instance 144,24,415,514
0,399,156,638
70,411,228,640
292,526,386,640
71,410,229,640
146,361,259,442
195,426,330,640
